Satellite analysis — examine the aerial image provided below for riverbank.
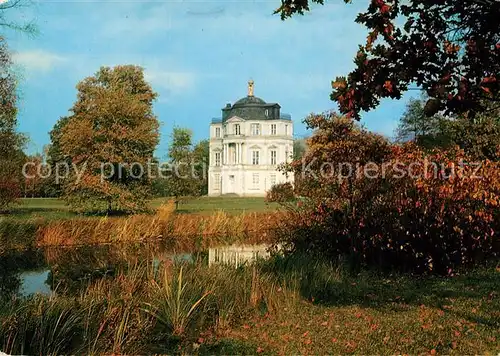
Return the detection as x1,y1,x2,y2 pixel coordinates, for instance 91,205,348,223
0,250,498,355
1,202,281,252
5,197,279,220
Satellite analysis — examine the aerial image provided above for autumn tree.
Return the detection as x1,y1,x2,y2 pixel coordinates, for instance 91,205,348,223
276,0,500,119
273,113,500,273
288,112,391,202
22,153,43,198
57,65,159,214
0,0,36,210
0,37,25,212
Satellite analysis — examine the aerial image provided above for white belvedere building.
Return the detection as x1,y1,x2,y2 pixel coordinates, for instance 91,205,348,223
208,80,294,196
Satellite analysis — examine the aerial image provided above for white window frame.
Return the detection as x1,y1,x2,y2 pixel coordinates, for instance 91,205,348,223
270,150,277,165
252,173,259,187
234,124,240,135
213,173,220,190
270,173,276,186
215,152,221,166
231,147,236,164
270,124,276,135
215,127,221,138
252,150,260,165
251,123,260,136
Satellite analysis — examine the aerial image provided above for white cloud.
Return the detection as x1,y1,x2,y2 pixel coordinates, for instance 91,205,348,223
144,69,196,100
12,50,66,73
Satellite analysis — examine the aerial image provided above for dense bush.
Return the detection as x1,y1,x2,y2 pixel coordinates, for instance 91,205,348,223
0,174,21,213
265,182,295,203
271,112,500,274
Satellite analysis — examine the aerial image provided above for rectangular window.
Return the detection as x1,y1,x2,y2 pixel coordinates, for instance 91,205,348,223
270,150,277,165
270,124,276,135
252,150,260,165
252,173,259,187
270,173,276,186
251,123,260,136
234,124,240,135
285,124,289,136
213,174,220,190
215,127,220,138
215,152,221,166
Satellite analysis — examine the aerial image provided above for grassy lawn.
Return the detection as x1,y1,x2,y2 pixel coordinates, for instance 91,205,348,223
3,197,278,220
222,269,500,355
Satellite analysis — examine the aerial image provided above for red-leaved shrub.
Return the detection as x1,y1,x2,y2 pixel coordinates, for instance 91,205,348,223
271,112,500,274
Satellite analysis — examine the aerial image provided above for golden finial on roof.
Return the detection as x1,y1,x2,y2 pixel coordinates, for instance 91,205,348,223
248,79,254,97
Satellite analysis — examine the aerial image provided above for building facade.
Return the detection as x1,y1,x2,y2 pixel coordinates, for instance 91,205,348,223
208,81,294,196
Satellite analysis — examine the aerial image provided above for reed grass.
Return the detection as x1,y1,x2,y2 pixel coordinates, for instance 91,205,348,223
144,266,211,336
0,256,298,355
35,201,282,249
1,254,499,354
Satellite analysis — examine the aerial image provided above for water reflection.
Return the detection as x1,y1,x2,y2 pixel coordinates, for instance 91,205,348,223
0,242,270,297
208,244,270,267
20,270,51,296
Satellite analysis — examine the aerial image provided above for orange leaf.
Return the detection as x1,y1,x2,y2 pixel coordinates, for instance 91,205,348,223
383,80,393,93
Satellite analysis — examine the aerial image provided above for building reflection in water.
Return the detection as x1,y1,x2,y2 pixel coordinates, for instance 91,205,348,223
208,244,269,267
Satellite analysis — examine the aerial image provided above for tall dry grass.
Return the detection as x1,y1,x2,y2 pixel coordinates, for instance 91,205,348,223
37,201,282,248
0,257,302,355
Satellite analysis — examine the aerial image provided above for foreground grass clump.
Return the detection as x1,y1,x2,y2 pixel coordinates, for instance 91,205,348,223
0,218,40,253
0,260,286,354
1,254,499,355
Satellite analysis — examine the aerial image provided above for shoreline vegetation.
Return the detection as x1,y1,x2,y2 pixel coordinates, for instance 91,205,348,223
1,197,499,354
1,198,281,253
0,254,499,355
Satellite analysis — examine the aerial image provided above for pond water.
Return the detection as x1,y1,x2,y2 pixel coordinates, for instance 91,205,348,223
0,243,270,297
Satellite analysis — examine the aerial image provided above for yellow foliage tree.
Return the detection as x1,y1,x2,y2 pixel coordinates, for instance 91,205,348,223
58,65,160,214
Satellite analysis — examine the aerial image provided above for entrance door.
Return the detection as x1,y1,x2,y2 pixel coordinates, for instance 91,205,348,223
227,175,235,193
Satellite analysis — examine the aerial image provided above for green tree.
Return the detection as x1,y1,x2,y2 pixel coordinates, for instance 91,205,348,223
440,115,500,161
167,127,194,208
395,95,500,160
44,116,71,197
58,65,159,214
160,128,208,207
192,139,209,195
276,0,500,120
293,138,307,161
395,96,446,148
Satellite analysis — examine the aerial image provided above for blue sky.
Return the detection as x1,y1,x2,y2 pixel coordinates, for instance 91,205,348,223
5,0,416,157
